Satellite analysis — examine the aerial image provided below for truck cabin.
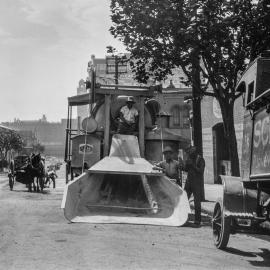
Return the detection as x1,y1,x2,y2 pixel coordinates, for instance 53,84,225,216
236,52,270,181
212,53,270,250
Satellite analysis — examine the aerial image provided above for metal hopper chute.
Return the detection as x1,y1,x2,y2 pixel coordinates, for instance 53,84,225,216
61,134,190,226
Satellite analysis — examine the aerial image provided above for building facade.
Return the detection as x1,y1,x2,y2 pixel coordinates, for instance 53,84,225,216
201,95,245,184
2,116,76,158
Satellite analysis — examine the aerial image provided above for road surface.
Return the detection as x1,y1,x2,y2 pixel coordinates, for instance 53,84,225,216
0,168,269,270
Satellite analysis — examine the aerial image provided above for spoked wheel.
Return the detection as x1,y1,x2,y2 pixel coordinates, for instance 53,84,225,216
212,200,231,249
8,175,14,191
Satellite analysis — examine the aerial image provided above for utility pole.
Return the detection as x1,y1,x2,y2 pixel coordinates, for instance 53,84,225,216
191,1,205,200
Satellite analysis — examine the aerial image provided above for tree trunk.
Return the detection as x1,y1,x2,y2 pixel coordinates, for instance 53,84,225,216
191,52,203,155
220,100,240,177
192,97,203,155
192,54,204,199
4,149,8,160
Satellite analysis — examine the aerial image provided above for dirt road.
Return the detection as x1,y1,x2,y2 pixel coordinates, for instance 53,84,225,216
0,170,269,270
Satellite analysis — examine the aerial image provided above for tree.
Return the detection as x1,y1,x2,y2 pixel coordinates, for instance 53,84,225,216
110,0,270,176
0,130,24,160
0,130,25,171
31,142,45,154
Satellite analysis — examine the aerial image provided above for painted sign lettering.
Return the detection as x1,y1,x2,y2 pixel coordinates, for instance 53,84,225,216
251,110,270,174
79,144,94,155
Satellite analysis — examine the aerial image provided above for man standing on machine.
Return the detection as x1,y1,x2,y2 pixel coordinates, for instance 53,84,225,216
117,96,139,134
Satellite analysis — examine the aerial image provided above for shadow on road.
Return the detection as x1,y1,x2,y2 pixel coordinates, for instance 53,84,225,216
249,248,270,267
225,247,257,257
9,189,51,195
224,247,270,267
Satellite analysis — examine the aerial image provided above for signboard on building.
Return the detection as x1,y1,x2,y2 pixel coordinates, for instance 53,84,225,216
106,56,128,74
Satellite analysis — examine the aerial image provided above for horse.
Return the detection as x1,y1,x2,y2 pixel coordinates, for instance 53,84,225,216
26,153,45,192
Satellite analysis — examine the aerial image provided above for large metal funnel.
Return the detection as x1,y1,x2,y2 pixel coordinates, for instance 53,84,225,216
61,135,190,226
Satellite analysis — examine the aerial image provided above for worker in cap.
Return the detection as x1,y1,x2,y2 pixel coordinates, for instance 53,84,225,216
153,146,184,186
117,96,139,134
182,145,205,226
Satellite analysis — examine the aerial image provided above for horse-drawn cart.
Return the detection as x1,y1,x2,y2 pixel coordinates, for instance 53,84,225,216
8,154,45,192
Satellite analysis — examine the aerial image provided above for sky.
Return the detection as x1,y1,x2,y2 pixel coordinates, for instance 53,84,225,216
0,0,126,123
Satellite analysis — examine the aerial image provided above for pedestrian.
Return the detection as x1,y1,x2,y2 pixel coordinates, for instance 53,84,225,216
183,145,205,226
154,146,184,186
117,96,139,134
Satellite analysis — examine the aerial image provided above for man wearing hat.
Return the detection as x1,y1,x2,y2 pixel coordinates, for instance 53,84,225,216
154,146,183,185
117,96,139,134
183,145,205,226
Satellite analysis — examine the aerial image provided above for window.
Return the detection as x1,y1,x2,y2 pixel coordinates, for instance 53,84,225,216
171,105,180,127
171,105,190,128
182,106,190,128
247,81,254,105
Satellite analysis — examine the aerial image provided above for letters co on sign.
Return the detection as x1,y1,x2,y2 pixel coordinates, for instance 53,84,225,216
252,110,270,174
79,144,94,155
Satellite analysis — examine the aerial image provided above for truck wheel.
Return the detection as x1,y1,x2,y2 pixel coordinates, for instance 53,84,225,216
212,200,231,249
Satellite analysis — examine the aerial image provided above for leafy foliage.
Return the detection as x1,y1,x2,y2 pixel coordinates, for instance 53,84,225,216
110,0,270,95
0,130,25,160
110,0,270,176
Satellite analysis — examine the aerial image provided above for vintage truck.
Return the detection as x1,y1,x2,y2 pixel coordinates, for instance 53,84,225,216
213,52,270,249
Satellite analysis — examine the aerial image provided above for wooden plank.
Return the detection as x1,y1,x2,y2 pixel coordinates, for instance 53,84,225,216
96,88,154,97
139,97,145,157
89,157,163,176
100,84,149,90
103,94,111,156
86,205,160,211
109,134,140,158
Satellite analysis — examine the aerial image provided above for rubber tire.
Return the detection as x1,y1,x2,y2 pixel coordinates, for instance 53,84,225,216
212,200,231,249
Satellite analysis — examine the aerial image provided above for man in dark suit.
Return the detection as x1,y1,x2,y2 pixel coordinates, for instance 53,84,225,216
183,146,205,226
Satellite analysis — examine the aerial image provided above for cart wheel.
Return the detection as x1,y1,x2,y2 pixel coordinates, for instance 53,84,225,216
8,175,14,191
212,200,231,249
